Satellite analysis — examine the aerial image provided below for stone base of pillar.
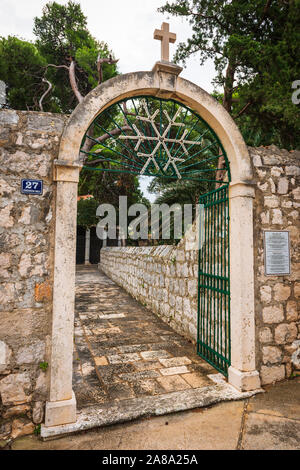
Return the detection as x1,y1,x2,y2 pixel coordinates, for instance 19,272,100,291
44,391,77,427
228,366,261,392
84,260,91,265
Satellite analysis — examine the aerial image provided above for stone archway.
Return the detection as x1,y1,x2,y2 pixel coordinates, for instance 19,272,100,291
45,62,261,428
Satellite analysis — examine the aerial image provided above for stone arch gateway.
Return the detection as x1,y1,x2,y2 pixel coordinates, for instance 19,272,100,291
46,62,261,428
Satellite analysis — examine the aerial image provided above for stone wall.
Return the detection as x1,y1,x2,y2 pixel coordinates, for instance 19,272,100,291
100,145,300,387
250,146,300,385
0,109,67,443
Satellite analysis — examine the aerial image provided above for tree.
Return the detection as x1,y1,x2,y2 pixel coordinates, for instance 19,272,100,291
0,36,46,110
77,197,99,229
33,1,118,113
158,0,300,150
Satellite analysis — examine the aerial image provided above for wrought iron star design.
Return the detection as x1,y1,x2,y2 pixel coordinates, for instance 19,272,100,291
119,100,203,179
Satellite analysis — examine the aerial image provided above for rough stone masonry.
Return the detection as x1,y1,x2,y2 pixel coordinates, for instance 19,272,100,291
0,107,299,443
0,109,67,443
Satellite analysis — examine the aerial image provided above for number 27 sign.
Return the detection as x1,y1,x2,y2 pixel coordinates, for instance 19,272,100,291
21,179,43,195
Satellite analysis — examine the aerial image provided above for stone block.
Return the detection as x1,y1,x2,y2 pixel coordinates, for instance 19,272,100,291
34,281,52,303
0,373,31,405
272,208,283,225
286,301,298,321
260,365,285,385
252,154,262,167
275,323,298,344
262,305,284,324
15,340,45,365
286,166,300,176
140,350,170,361
26,113,66,133
228,367,261,392
0,204,14,228
159,366,189,376
259,327,273,343
94,356,108,366
45,392,76,427
262,346,282,364
277,177,289,194
264,196,279,208
260,211,270,224
107,353,141,364
0,110,19,125
262,154,281,165
292,187,300,200
274,283,291,301
2,404,30,419
156,375,190,392
159,356,192,368
260,285,272,303
271,167,283,177
295,283,300,298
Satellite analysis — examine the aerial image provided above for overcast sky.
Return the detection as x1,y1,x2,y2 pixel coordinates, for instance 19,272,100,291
0,0,218,200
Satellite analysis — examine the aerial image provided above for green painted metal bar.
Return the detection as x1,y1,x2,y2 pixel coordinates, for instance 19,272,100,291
92,119,146,166
99,109,146,165
197,185,230,376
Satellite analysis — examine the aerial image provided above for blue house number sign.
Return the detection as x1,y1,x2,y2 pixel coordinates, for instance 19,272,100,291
21,179,43,195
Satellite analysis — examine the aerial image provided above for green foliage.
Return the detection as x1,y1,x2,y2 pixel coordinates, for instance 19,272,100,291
39,361,49,371
34,424,41,436
159,0,300,149
33,1,90,62
0,36,46,110
0,1,118,113
77,197,99,229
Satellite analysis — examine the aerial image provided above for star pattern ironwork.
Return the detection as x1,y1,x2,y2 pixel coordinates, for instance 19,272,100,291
119,100,203,178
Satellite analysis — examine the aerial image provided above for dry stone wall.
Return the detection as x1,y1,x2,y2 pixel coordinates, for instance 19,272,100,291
100,145,300,387
0,109,67,444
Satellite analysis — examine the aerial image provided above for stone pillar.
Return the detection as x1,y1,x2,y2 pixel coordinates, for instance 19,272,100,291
228,182,261,391
44,160,81,427
85,228,91,265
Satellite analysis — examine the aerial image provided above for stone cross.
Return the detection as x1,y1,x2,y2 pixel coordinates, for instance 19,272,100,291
0,80,6,108
154,22,176,62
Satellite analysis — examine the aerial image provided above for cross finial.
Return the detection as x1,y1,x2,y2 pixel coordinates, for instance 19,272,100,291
154,22,176,62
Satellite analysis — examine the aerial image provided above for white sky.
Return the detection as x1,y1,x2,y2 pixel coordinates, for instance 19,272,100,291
0,0,218,201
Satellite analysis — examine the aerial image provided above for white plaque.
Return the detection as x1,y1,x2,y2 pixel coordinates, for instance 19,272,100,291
264,231,290,275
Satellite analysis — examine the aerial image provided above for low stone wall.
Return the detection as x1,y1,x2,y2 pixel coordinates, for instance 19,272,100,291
0,109,67,443
100,145,300,387
101,244,199,342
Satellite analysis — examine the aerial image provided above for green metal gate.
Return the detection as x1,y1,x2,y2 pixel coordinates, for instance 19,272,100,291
197,185,230,376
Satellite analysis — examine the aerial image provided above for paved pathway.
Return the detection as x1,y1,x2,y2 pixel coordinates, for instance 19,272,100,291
73,265,217,409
